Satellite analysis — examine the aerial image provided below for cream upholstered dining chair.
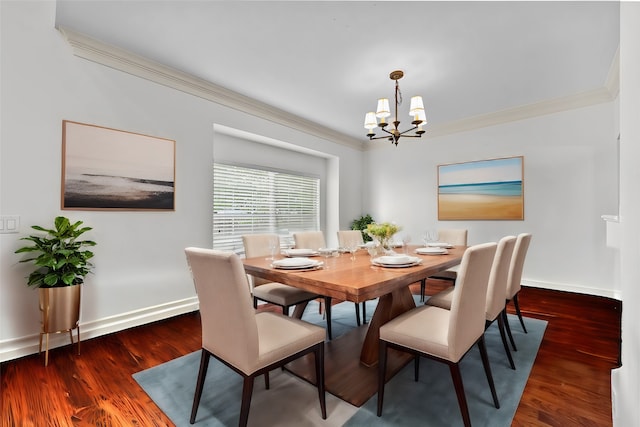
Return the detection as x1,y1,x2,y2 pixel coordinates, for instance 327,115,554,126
503,233,532,351
293,231,363,334
420,228,469,301
185,247,327,427
242,234,319,316
292,231,327,251
377,242,499,427
336,229,364,247
426,235,517,370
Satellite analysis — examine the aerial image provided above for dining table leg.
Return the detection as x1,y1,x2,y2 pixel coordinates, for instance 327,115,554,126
360,285,417,366
291,300,310,319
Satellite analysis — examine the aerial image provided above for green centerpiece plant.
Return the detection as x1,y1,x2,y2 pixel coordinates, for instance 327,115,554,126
366,222,401,254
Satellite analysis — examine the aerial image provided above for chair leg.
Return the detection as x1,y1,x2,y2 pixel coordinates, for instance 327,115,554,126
449,363,472,427
354,302,361,326
190,350,211,424
283,305,289,316
362,301,367,324
239,376,255,427
513,293,528,333
314,343,327,419
496,315,516,370
253,296,258,310
377,341,389,417
414,355,420,382
420,279,426,302
502,308,517,351
478,336,500,409
324,296,332,340
264,371,270,389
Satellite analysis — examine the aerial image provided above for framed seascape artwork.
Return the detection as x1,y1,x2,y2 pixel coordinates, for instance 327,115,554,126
438,156,524,220
61,120,176,211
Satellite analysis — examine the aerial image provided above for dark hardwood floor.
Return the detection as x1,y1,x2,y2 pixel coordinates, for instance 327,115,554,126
1,282,621,426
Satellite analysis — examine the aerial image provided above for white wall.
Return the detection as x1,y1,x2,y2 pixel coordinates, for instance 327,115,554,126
365,101,619,298
0,2,363,361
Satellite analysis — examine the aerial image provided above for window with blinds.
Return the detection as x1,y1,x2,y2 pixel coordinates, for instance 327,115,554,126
213,163,320,253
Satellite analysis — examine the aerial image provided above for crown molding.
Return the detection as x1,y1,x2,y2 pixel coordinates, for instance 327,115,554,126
423,85,617,140
58,27,618,152
57,26,366,151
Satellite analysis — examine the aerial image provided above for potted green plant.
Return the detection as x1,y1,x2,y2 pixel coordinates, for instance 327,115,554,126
15,216,96,365
350,214,375,242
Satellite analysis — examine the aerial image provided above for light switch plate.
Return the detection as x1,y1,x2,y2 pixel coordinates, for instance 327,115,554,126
0,216,20,234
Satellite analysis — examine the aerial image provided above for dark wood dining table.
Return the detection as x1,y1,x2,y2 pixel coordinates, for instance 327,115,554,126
242,244,466,406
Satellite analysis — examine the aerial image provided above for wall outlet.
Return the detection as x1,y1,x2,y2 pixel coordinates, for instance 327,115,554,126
0,216,20,234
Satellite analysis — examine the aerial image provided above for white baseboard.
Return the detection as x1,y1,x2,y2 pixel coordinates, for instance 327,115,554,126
0,297,199,363
523,279,620,300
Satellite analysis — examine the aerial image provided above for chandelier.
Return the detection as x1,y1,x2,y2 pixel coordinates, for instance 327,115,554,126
364,70,426,146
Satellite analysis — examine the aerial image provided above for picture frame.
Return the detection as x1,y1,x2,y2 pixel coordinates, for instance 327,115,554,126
438,156,524,220
61,120,175,211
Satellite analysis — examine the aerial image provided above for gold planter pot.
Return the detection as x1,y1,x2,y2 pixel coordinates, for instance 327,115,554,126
38,284,81,366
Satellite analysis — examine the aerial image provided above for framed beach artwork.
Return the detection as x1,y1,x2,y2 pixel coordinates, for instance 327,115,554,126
61,120,175,211
438,156,524,220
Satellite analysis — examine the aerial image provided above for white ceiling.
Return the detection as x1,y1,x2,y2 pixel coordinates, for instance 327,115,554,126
54,1,620,144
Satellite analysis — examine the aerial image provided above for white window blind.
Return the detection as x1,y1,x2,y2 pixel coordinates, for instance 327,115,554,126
213,163,320,253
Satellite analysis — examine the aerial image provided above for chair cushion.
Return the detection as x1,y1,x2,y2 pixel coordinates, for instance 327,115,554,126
380,305,455,361
253,282,319,306
425,287,454,310
253,312,325,372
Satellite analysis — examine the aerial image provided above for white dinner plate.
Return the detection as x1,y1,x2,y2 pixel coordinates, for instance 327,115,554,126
284,248,319,257
416,247,449,255
372,256,422,268
272,257,322,270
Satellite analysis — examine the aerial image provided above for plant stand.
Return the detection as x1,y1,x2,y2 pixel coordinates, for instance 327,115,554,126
38,285,81,366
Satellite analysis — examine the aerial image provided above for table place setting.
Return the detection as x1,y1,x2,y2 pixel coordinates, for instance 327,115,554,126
271,257,324,270
371,255,423,268
415,247,449,255
426,242,454,249
283,248,319,257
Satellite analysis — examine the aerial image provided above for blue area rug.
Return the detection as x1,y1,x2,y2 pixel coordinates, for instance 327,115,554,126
133,297,546,426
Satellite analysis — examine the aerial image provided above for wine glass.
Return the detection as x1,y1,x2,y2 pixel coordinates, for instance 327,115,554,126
346,239,359,261
267,237,279,260
318,248,334,269
402,234,412,254
422,231,430,247
423,229,438,247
